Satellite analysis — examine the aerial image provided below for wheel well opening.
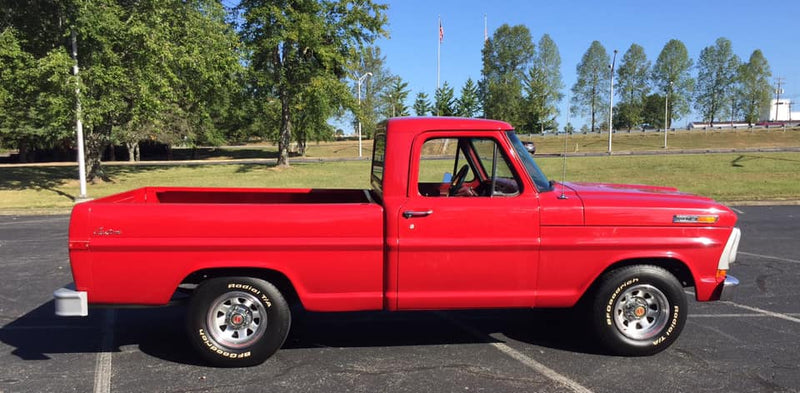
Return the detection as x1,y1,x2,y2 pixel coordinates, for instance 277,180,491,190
179,268,302,309
578,258,695,306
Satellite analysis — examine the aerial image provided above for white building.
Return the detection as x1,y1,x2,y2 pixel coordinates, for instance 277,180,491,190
762,99,800,122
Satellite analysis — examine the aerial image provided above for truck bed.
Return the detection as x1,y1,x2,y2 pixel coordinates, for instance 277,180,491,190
93,187,376,205
69,187,385,311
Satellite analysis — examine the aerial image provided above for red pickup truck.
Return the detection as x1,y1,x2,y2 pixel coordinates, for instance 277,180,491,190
54,117,741,367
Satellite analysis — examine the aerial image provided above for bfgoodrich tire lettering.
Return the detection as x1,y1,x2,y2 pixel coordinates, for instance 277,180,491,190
591,265,687,356
187,277,291,367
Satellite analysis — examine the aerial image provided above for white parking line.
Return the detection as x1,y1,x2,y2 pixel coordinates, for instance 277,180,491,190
730,207,745,214
437,312,593,393
723,302,800,324
739,251,800,265
690,313,800,318
94,310,115,393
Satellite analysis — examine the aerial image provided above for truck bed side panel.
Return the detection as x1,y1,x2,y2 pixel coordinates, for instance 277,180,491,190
73,190,384,312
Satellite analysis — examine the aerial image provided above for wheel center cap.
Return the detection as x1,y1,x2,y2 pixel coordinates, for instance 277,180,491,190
624,298,649,320
228,305,252,328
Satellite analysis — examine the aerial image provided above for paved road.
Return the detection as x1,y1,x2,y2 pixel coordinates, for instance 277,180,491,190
0,207,798,393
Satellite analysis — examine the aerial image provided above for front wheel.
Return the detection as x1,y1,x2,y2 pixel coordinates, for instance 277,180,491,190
186,277,291,367
590,265,687,356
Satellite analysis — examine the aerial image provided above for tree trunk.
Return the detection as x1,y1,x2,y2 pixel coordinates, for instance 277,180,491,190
126,142,136,162
86,130,110,182
277,91,291,166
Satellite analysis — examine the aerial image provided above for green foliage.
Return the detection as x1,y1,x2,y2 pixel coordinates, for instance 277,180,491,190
481,24,534,127
0,27,74,161
615,44,650,130
413,92,433,116
694,37,740,124
737,50,772,125
434,81,456,116
456,78,481,118
571,41,610,132
350,46,394,138
651,39,693,128
523,34,563,133
240,0,388,166
383,77,410,117
641,93,666,128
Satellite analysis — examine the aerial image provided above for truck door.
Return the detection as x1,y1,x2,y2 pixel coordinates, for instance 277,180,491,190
396,133,540,309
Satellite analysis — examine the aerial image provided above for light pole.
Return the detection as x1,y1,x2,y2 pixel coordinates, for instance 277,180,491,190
356,72,372,158
608,49,618,155
664,81,672,149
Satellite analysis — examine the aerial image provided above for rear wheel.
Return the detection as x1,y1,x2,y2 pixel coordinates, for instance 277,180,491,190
590,265,687,356
186,277,291,367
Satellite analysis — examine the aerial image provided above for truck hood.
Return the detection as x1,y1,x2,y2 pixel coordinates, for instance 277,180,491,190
561,182,736,227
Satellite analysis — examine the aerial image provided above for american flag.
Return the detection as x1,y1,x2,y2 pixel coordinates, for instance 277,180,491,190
439,18,443,43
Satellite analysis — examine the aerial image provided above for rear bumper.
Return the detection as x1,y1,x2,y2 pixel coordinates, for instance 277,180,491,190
718,275,739,301
54,285,88,316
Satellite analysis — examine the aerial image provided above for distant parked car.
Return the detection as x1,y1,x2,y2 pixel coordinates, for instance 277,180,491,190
523,141,535,154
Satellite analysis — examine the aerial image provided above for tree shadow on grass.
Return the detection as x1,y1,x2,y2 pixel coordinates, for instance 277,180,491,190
731,154,800,167
0,167,78,201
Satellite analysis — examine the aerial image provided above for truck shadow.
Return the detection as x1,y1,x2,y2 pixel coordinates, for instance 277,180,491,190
0,302,603,366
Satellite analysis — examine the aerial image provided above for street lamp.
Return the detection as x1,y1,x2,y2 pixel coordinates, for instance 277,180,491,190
608,49,618,155
356,72,372,158
664,81,673,149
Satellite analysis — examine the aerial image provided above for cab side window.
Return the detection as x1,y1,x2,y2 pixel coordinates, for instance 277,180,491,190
417,137,521,197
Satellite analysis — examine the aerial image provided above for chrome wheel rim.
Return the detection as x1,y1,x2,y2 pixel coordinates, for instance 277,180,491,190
207,291,267,348
612,284,669,340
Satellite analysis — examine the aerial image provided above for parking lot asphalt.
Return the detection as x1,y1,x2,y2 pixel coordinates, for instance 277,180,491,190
0,206,798,393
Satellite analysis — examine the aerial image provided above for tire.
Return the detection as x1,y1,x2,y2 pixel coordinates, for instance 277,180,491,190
590,265,687,356
186,277,291,367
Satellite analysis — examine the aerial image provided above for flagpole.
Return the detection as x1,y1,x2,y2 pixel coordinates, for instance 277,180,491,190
437,15,441,91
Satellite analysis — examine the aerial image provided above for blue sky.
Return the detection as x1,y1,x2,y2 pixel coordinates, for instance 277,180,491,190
375,0,800,129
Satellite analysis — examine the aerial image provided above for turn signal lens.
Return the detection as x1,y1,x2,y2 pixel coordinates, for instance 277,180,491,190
673,215,719,224
716,269,727,280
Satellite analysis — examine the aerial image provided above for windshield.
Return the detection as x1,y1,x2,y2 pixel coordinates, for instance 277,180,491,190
508,132,552,192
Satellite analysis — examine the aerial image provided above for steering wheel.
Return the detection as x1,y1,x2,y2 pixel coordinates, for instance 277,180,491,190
448,165,470,196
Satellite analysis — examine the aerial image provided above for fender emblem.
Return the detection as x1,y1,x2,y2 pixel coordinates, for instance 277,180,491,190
93,227,122,236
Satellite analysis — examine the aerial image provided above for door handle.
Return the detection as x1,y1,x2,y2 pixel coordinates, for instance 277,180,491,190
403,210,433,219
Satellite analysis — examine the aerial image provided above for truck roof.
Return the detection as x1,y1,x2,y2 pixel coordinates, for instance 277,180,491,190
385,117,513,133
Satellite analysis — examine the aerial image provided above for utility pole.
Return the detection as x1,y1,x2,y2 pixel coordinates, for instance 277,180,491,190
664,81,672,149
71,28,88,201
356,72,372,158
608,49,617,155
774,77,785,121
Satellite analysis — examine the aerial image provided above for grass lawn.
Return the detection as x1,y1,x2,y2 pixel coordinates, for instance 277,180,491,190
523,127,800,154
2,152,799,213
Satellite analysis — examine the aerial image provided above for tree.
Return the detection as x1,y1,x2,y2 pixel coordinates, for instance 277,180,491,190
615,43,650,130
456,78,481,117
413,92,432,116
350,46,394,139
737,49,772,125
571,41,610,133
382,77,410,117
0,27,73,162
1,0,244,179
694,37,740,125
481,24,534,126
434,81,456,116
523,34,563,133
651,39,693,128
240,0,387,166
641,93,666,128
